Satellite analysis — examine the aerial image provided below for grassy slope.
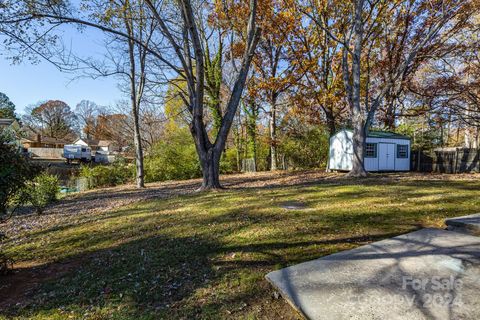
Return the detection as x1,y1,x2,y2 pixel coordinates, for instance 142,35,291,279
1,174,480,319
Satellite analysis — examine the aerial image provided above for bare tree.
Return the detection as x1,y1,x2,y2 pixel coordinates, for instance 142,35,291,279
0,0,260,189
23,100,77,139
305,0,475,176
144,0,261,189
75,100,102,139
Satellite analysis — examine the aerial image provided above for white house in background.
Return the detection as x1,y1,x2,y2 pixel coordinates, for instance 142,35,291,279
72,138,117,153
72,138,118,164
98,140,117,153
329,129,411,172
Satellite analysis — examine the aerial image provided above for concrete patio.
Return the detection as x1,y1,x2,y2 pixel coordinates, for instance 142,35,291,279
266,227,480,320
446,213,480,236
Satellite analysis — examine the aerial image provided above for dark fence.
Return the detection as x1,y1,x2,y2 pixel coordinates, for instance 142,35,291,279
411,148,480,173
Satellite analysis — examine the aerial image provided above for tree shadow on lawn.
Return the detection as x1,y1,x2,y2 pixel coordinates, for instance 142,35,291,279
0,231,408,319
1,197,416,319
2,174,479,318
6,177,479,262
7,171,426,220
10,171,478,223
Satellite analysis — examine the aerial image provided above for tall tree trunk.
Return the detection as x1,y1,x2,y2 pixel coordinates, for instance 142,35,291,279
245,102,258,171
324,108,336,172
269,99,278,171
198,146,222,190
346,0,367,177
385,105,395,129
236,135,241,172
125,10,145,189
176,0,260,190
132,110,145,188
350,116,367,176
252,134,257,172
325,108,336,136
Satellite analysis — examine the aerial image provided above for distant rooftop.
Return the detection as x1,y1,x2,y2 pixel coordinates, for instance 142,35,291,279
22,135,71,144
0,118,16,127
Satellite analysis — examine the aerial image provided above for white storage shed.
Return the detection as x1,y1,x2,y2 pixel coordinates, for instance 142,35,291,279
329,129,411,172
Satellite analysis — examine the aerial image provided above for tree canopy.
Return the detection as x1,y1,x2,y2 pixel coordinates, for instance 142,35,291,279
0,92,16,119
1,0,479,181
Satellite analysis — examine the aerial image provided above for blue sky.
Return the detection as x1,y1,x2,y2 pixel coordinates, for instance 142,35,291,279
0,25,124,115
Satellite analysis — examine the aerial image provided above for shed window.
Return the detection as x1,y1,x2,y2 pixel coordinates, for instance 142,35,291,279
365,143,377,158
397,145,408,158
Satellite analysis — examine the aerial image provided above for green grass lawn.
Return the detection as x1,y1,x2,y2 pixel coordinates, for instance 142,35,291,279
1,175,480,319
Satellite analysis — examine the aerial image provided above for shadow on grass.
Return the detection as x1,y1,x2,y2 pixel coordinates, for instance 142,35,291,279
1,174,480,318
0,228,407,319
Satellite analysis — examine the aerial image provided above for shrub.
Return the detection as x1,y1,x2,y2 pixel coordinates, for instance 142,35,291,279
278,126,329,170
1,133,41,273
0,132,40,219
144,128,201,183
220,147,239,174
79,159,134,189
22,173,60,215
0,232,13,275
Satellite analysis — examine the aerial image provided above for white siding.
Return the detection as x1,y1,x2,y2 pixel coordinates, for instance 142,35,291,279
73,139,89,147
366,138,411,171
364,139,379,171
329,130,411,172
329,130,353,171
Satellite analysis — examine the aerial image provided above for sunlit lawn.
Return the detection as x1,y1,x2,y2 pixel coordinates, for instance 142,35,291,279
2,175,480,319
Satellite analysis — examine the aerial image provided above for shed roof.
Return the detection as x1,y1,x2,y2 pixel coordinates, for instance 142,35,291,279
339,129,410,140
98,140,114,147
367,130,411,140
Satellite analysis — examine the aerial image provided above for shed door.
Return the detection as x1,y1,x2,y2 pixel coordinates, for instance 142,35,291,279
378,143,395,171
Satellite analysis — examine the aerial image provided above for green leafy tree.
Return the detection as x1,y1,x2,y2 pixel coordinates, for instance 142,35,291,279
144,128,201,183
0,232,13,274
0,92,16,119
279,125,329,169
0,132,39,219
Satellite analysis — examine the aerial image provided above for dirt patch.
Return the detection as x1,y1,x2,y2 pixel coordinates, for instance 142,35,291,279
0,258,85,311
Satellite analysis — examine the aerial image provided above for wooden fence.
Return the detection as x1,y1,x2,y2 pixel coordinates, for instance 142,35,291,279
411,148,480,173
28,147,63,159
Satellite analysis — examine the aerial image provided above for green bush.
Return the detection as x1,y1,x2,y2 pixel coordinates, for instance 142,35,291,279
0,232,13,275
22,173,60,215
79,159,134,189
220,147,239,174
0,132,40,218
279,126,330,170
144,128,201,183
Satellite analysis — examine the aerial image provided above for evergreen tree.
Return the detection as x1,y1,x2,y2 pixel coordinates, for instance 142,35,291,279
0,92,16,119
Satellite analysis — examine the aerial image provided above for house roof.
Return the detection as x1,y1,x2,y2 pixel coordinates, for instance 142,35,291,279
98,140,113,147
338,129,411,140
73,139,114,147
22,135,70,145
0,118,16,128
74,138,100,146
